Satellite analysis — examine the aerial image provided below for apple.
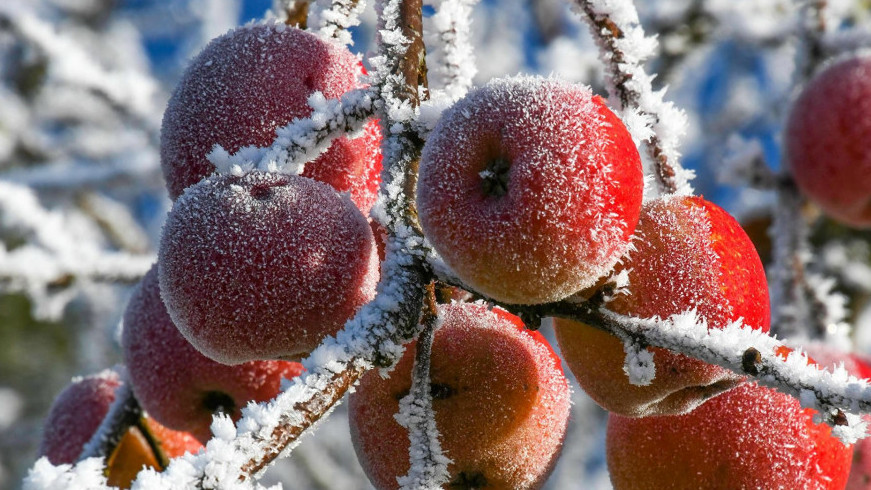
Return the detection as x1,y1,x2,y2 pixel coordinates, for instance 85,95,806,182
39,370,122,465
785,54,871,228
554,195,770,416
161,22,382,213
606,380,853,489
158,171,378,364
416,75,644,305
105,417,202,488
122,264,305,442
348,303,571,489
38,371,202,489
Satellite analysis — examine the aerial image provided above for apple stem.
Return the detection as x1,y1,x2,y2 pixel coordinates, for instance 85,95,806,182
134,416,170,470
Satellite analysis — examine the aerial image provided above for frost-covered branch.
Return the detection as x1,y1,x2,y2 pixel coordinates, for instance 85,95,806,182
767,0,847,342
426,273,871,442
273,0,310,27
572,0,692,197
584,307,869,444
311,0,365,45
424,0,477,99
396,289,451,490
0,181,152,319
0,4,159,127
208,88,377,177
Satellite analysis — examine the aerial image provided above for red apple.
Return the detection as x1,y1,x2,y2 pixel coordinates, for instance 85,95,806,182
349,303,571,489
785,54,871,228
39,370,121,465
122,264,305,442
38,370,203,489
416,75,644,304
158,171,378,364
554,195,770,416
606,381,853,489
161,22,382,214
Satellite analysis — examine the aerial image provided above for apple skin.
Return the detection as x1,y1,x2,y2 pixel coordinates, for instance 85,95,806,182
161,22,381,213
785,54,871,228
606,381,853,489
348,303,571,490
38,370,122,465
416,75,643,305
38,371,202,488
554,195,770,417
122,264,304,443
158,171,378,364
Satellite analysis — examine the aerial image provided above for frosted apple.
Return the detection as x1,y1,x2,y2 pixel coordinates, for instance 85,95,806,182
122,264,305,442
161,22,381,213
158,171,378,364
39,370,121,465
104,418,202,488
349,303,571,489
416,75,643,304
606,381,853,489
554,195,770,416
785,54,871,227
38,370,201,488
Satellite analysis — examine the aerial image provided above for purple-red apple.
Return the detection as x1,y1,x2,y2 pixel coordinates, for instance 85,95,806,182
122,264,305,442
161,22,381,213
158,171,378,364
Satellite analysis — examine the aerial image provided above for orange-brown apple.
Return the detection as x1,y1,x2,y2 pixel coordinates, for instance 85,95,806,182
554,195,770,416
348,303,571,489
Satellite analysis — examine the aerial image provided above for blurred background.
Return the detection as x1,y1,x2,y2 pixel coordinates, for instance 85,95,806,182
3,0,871,488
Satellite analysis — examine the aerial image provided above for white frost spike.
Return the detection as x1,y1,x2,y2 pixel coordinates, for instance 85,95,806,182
620,334,655,386
424,0,479,99
395,319,452,490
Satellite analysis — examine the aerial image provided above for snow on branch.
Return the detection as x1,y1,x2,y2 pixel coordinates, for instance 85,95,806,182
0,181,152,319
572,0,692,198
423,0,478,99
395,293,451,490
591,307,870,444
311,0,366,45
208,88,377,177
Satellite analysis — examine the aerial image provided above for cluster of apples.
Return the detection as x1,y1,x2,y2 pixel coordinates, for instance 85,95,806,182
35,18,871,490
